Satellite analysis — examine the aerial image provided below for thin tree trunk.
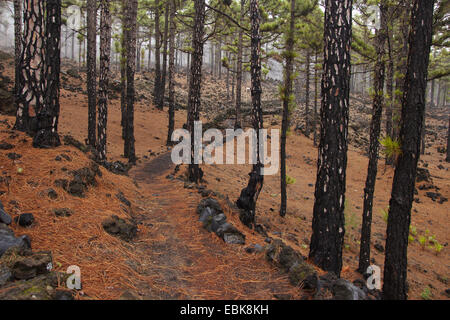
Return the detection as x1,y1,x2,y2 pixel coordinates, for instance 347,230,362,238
305,50,310,136
236,0,264,228
87,0,97,147
120,5,127,140
385,21,394,165
309,0,352,277
235,1,245,129
313,52,318,147
358,2,387,274
187,0,206,183
446,115,450,162
280,0,295,218
97,0,111,161
124,0,138,164
158,1,169,109
167,0,176,146
383,0,434,300
153,0,162,109
13,0,22,127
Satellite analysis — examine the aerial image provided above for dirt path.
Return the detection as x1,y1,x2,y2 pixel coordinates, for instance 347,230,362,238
126,154,300,300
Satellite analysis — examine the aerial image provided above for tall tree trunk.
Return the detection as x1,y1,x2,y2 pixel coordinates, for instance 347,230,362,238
97,0,111,161
33,0,62,148
124,0,138,164
383,0,434,300
15,0,45,132
167,0,176,146
313,52,319,147
236,0,264,228
153,0,162,109
186,0,206,183
235,0,245,129
120,6,127,140
358,2,387,275
385,22,394,165
446,115,450,162
158,1,170,109
280,0,295,218
13,0,22,127
87,0,97,147
309,0,352,277
148,26,152,70
305,50,310,137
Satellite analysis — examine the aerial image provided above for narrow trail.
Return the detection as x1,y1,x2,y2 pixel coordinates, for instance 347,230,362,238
125,153,300,300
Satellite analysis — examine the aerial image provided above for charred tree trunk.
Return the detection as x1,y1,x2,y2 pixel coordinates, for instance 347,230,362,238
358,2,387,275
124,0,138,164
383,0,434,300
446,116,450,162
158,1,170,109
305,50,311,137
96,0,111,161
385,24,394,165
186,0,206,183
87,0,97,147
280,0,295,218
309,0,352,277
13,0,22,122
167,0,176,146
15,0,45,133
235,0,245,129
313,52,319,147
236,0,264,228
153,0,162,109
33,0,62,148
120,5,127,140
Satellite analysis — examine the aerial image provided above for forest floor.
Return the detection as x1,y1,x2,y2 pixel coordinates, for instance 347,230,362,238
0,52,449,300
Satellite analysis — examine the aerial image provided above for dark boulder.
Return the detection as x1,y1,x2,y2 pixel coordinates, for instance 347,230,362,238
266,239,304,272
332,279,367,300
102,215,137,241
14,213,35,227
52,208,74,217
0,207,12,225
0,224,31,257
11,251,52,280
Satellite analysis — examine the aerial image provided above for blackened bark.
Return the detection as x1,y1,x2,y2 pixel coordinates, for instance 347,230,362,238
305,50,310,136
446,116,450,162
309,0,352,277
157,1,170,110
87,0,97,147
280,0,295,218
167,0,176,146
97,0,111,161
15,0,45,133
187,0,206,183
13,0,22,123
124,0,138,164
383,0,434,300
385,24,394,165
33,0,61,148
358,2,387,274
235,0,245,129
153,0,162,109
313,52,318,147
120,3,127,140
236,0,264,228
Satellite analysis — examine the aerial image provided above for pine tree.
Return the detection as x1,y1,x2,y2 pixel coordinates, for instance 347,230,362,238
87,0,97,147
124,0,138,164
309,0,352,277
153,0,163,109
187,0,206,183
33,0,62,148
383,0,435,300
167,0,176,146
236,0,264,228
97,0,112,161
234,0,245,129
358,0,388,275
